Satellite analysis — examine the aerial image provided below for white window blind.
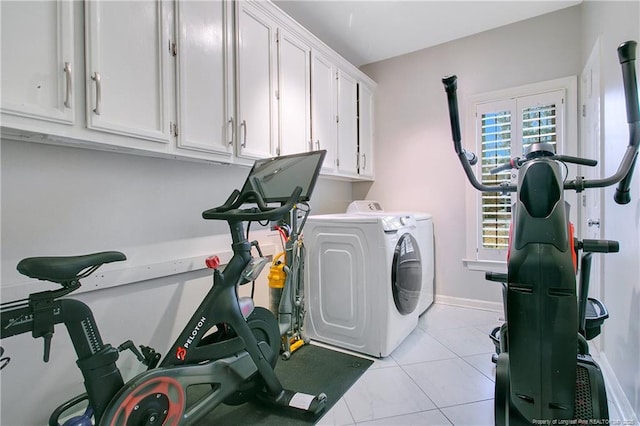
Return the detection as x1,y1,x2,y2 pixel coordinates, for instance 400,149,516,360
480,110,512,249
474,90,565,261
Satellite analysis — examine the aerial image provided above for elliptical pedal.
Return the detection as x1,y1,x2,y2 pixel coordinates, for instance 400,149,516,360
584,298,609,340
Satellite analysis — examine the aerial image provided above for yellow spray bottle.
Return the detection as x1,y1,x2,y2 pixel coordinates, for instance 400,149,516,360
267,252,286,316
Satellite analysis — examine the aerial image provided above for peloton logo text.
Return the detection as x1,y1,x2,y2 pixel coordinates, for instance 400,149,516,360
176,316,207,360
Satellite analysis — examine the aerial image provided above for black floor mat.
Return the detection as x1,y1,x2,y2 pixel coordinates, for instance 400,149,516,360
187,344,373,425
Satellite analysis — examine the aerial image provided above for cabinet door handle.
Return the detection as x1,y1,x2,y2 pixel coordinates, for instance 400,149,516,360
227,117,234,146
63,62,72,108
315,140,320,150
362,154,367,170
91,72,101,115
240,120,247,148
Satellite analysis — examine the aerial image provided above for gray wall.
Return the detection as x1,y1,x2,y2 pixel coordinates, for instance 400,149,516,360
358,6,583,305
580,1,640,417
0,139,353,425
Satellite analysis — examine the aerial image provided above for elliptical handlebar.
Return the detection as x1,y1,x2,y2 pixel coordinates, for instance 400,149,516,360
490,157,522,175
489,155,598,175
442,75,516,193
613,40,640,204
202,186,303,222
555,155,599,167
442,75,462,148
619,41,640,125
442,40,639,200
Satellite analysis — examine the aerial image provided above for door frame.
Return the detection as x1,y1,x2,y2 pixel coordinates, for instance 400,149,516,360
579,38,604,349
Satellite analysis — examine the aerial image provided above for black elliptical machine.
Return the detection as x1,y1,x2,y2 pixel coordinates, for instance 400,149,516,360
441,41,639,425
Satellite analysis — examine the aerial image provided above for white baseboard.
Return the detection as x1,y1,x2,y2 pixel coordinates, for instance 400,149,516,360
598,352,639,424
434,294,503,313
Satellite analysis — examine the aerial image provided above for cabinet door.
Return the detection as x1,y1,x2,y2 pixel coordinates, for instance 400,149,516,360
358,83,374,178
336,70,359,176
236,2,277,159
175,0,233,156
1,1,74,124
277,29,311,156
310,51,337,172
85,0,172,143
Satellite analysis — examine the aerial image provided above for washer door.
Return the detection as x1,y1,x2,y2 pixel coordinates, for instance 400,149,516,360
392,233,422,315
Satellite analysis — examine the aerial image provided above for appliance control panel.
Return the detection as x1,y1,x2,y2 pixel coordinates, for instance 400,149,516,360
347,200,383,213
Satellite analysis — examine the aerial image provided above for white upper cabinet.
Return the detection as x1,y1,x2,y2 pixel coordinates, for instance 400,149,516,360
336,69,359,176
84,0,173,143
310,51,337,172
1,0,375,177
175,0,234,156
277,28,311,156
236,2,277,160
1,1,75,124
358,83,374,179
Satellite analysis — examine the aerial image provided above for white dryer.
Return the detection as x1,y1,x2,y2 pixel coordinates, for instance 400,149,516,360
304,213,423,357
346,201,435,315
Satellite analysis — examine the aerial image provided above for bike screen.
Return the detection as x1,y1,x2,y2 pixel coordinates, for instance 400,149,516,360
240,150,326,203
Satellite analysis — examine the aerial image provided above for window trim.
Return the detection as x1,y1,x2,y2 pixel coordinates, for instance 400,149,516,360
462,76,578,271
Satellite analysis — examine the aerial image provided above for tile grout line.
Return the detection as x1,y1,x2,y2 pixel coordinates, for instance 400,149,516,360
423,325,496,359
458,352,497,383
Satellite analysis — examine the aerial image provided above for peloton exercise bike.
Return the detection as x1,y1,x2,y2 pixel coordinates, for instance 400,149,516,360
442,41,639,425
0,150,328,425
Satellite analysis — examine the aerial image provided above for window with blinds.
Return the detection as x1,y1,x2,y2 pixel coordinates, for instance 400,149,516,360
522,104,558,147
475,91,564,256
480,111,512,249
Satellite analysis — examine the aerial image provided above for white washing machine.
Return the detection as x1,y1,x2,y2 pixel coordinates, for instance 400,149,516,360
346,201,435,315
304,213,423,357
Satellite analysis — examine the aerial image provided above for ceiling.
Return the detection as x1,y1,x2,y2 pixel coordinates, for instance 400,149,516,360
273,1,582,67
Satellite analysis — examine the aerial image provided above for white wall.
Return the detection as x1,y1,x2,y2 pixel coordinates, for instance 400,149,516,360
0,138,353,425
580,1,640,418
357,6,583,306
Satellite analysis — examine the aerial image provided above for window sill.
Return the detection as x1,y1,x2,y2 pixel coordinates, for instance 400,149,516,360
462,258,507,273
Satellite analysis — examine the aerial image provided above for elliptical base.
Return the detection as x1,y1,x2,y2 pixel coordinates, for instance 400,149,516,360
494,350,609,425
575,355,609,422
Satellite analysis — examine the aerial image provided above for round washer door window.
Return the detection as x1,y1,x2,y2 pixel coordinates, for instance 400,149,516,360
392,233,422,315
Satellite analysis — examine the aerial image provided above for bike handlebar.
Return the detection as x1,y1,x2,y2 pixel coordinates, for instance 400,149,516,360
443,40,640,200
202,186,303,222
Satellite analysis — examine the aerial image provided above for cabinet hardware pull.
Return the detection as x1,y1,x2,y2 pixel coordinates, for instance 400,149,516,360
63,62,72,108
362,154,367,170
315,140,320,150
240,120,247,147
91,72,101,115
228,117,234,146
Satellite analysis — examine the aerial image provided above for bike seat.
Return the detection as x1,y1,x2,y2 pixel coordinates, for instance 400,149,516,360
17,251,126,285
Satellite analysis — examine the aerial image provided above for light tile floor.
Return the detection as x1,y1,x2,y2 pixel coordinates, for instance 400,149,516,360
317,303,625,426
